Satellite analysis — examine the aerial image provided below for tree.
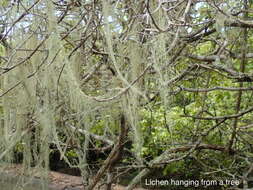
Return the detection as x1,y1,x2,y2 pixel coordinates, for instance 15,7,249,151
0,0,253,189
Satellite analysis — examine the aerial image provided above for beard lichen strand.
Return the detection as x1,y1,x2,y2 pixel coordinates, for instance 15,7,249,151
0,26,39,182
65,57,85,113
1,37,12,162
129,41,144,164
77,115,92,186
122,93,143,165
2,33,28,164
102,0,148,165
57,31,99,184
64,53,93,185
25,0,61,182
151,4,175,141
102,0,142,96
2,71,13,163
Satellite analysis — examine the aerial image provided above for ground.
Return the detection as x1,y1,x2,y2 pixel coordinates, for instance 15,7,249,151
0,164,147,190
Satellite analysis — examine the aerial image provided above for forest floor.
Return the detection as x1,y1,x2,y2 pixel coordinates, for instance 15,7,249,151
0,164,147,190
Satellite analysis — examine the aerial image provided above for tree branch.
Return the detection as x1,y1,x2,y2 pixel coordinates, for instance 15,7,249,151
182,105,253,120
87,114,128,190
179,86,253,92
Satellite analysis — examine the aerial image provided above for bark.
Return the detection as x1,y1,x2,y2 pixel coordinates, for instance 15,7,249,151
87,114,128,190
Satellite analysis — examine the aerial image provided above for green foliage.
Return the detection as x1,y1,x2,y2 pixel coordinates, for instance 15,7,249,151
0,0,8,7
163,161,185,176
195,41,214,55
65,149,78,164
